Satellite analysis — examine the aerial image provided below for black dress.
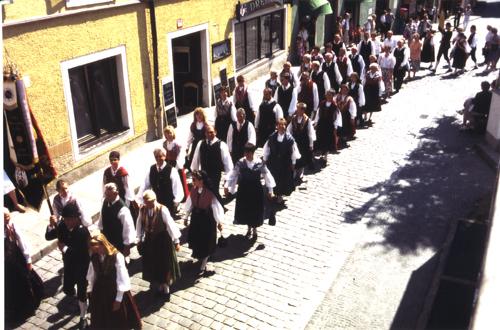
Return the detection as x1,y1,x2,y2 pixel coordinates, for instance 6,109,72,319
290,115,313,168
186,123,206,169
214,99,233,142
316,101,338,152
452,42,468,69
4,225,43,324
266,132,295,196
421,36,435,63
364,72,382,112
187,188,218,259
233,160,268,228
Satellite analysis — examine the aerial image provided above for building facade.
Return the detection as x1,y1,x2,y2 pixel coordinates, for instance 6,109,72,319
2,0,293,178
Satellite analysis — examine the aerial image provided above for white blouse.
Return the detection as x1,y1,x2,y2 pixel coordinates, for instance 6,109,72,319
184,188,225,224
136,203,182,243
225,159,276,195
86,253,130,302
262,132,302,165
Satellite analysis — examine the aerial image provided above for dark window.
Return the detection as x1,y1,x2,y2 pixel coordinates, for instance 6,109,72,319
68,57,127,149
235,9,285,69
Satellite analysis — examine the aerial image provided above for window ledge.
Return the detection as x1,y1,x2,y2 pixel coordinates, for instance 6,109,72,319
77,129,131,159
236,49,287,76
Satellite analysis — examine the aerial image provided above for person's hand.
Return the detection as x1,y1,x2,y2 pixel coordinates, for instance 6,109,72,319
224,187,229,197
268,192,275,200
27,263,32,271
123,246,130,257
175,243,181,252
112,301,121,312
49,215,57,227
217,223,223,232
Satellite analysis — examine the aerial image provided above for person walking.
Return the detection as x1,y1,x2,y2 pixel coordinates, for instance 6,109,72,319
421,30,436,69
255,88,283,147
452,31,469,74
378,46,396,98
227,108,257,164
363,63,383,124
409,33,423,79
214,86,237,143
315,89,342,160
288,103,315,180
393,40,410,92
434,23,453,72
185,107,207,170
468,25,478,69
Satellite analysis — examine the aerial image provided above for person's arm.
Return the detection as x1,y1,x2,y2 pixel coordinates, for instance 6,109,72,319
190,141,202,172
114,253,131,303
136,211,144,243
261,164,276,193
161,206,181,244
45,223,58,241
288,88,298,117
97,208,103,231
262,140,271,162
170,168,183,204
220,142,234,174
334,109,342,129
247,122,257,146
122,175,135,203
274,103,284,122
348,97,357,119
76,199,92,227
323,72,331,94
290,139,302,165
224,162,240,195
210,196,225,224
255,105,261,129
86,260,95,294
358,84,366,107
334,64,343,85
230,103,237,122
247,89,254,112
312,83,319,113
13,223,32,264
118,207,136,247
136,170,151,205
307,119,316,147
346,59,353,77
184,194,193,218
226,125,234,153
174,142,186,170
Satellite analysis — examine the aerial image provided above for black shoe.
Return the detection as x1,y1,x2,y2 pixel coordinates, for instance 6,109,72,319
78,318,88,330
245,229,252,239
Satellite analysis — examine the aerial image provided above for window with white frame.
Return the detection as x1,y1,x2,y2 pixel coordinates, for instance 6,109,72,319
61,47,133,158
66,0,112,8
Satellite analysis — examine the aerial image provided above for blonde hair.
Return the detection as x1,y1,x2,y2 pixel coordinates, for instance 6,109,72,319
163,125,176,139
89,233,118,256
193,107,207,123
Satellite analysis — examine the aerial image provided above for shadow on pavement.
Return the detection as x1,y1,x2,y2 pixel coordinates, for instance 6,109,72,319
210,234,255,262
342,115,494,254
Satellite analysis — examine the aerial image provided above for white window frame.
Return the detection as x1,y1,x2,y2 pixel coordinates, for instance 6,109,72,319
66,0,112,8
60,45,134,161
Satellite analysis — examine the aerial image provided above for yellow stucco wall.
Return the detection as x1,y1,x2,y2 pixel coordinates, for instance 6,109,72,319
3,4,153,170
2,0,293,173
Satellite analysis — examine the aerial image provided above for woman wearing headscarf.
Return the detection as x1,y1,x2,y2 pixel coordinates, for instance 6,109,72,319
184,170,224,275
136,190,181,298
87,233,142,329
225,143,276,240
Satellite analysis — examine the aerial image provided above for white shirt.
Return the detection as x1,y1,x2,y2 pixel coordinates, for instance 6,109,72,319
98,195,137,246
350,83,366,107
255,99,284,129
371,39,382,55
226,120,257,153
322,61,343,86
393,46,410,68
351,54,366,78
297,82,320,114
136,203,182,243
383,38,397,52
53,193,92,227
225,159,276,195
136,162,184,204
469,33,478,48
378,53,397,69
86,253,130,302
274,84,298,117
184,187,225,224
312,70,331,98
315,101,343,129
287,116,316,148
233,86,254,112
4,221,31,263
337,56,354,80
337,94,357,119
190,138,234,176
262,132,302,165
216,98,237,122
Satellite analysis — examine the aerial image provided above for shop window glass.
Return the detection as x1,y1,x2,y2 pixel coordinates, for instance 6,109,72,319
271,11,283,52
260,14,271,57
235,24,245,69
246,18,259,64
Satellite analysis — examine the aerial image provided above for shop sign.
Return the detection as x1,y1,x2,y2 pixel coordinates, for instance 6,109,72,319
236,0,283,20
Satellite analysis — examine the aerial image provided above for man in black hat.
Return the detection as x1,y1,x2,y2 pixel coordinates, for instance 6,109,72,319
45,203,90,329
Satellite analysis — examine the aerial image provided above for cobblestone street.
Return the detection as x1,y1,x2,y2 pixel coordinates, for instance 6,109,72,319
9,17,500,330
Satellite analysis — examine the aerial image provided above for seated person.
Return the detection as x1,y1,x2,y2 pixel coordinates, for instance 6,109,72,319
461,81,492,131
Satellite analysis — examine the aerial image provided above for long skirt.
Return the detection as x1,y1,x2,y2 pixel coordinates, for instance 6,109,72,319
364,83,382,112
268,161,294,196
421,43,435,62
452,48,467,69
142,232,180,284
316,120,336,152
5,247,43,323
381,68,393,94
234,179,265,228
90,282,141,329
188,208,217,259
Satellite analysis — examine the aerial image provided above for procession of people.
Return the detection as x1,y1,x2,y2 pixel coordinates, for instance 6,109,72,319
3,4,498,329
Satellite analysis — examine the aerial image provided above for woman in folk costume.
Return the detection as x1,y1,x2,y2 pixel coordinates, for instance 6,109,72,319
452,31,469,74
263,118,301,204
421,30,435,69
215,86,237,142
185,107,208,170
4,208,43,324
336,85,356,148
347,72,366,128
233,75,255,124
184,170,224,275
87,233,142,329
136,190,181,299
363,63,384,124
315,89,342,161
255,87,283,147
225,143,276,240
163,125,189,202
287,102,315,181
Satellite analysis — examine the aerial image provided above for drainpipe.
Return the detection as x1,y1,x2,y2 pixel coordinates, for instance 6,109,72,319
146,0,162,140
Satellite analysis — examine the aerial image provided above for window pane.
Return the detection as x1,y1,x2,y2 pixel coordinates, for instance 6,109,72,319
69,66,94,140
245,18,259,64
260,14,271,58
87,58,122,133
271,11,283,52
235,23,245,69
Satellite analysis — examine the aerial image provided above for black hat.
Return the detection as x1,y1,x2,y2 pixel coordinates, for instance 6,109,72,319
61,203,80,218
109,151,120,160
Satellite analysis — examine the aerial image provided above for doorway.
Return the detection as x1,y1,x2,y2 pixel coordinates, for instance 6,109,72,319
168,24,210,117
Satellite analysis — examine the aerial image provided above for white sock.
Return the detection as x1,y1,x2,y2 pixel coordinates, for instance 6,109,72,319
200,257,208,271
78,301,88,319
